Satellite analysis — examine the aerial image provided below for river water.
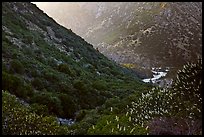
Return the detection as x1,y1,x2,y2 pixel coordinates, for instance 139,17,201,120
57,117,75,126
142,70,168,83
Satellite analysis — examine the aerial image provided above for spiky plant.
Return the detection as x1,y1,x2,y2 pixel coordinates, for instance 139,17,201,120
173,59,202,99
171,59,202,119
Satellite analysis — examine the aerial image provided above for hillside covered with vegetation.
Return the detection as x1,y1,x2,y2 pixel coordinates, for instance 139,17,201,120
2,2,202,135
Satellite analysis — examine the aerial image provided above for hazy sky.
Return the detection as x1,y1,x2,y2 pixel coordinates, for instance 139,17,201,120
31,2,78,30
32,2,60,11
32,2,49,8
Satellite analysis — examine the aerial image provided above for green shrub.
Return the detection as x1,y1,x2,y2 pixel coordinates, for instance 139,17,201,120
72,121,92,135
87,115,148,135
31,92,63,116
57,63,76,76
2,90,71,135
75,110,86,122
34,49,42,55
31,77,45,90
15,86,29,99
2,71,23,94
2,71,34,99
30,103,49,116
23,84,34,99
58,93,77,118
12,52,19,59
73,79,87,92
2,63,8,72
22,34,33,44
10,59,25,74
104,97,120,109
122,60,202,135
47,58,58,68
24,47,34,56
43,70,59,83
92,80,107,90
110,68,120,76
30,69,40,77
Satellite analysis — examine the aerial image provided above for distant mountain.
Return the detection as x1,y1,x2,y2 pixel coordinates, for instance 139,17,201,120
35,2,202,78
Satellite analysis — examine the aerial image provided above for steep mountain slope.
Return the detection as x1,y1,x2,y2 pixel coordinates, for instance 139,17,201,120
2,2,149,119
2,2,202,135
34,2,202,78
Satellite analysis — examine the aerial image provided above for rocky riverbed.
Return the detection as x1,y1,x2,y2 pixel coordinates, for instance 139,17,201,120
142,67,173,88
57,118,75,126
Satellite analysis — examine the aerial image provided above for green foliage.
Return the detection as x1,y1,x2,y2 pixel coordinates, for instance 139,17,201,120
3,2,188,135
69,109,100,135
92,80,107,90
31,77,45,90
87,115,148,135
57,63,76,76
2,62,8,72
73,79,87,92
75,110,86,122
2,71,34,100
58,93,77,118
86,60,202,135
2,1,148,123
10,59,25,74
30,103,49,116
24,84,34,98
104,97,120,109
2,90,71,135
47,58,58,68
42,69,60,83
124,60,202,134
31,92,63,116
86,87,168,135
55,81,74,94
2,71,26,98
71,121,92,135
30,69,40,77
24,46,34,56
22,34,33,44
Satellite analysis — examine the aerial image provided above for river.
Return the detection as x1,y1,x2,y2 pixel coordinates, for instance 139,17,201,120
142,67,172,88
